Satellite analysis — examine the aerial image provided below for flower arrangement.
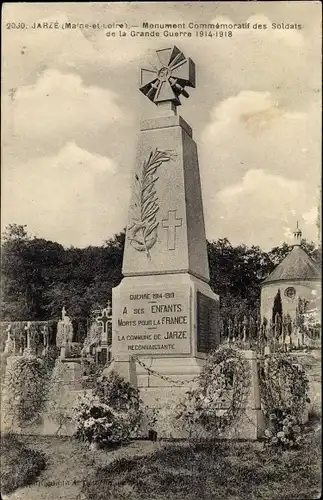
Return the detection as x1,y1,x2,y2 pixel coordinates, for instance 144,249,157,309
264,408,302,448
72,371,145,446
73,393,130,446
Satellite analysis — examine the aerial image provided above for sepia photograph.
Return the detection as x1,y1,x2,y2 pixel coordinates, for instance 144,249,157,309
1,2,321,499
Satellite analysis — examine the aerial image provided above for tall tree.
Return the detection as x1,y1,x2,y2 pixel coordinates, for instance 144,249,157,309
1,226,64,320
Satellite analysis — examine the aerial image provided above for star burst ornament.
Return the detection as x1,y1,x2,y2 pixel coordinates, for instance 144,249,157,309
140,46,196,106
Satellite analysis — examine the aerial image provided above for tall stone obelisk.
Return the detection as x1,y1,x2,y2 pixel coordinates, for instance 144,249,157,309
109,46,220,424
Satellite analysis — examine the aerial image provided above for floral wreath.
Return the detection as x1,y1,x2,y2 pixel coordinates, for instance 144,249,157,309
4,354,49,426
258,352,310,447
258,352,310,421
177,346,251,435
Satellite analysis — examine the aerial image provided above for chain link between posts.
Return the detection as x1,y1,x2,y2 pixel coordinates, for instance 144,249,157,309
131,356,200,386
131,355,258,430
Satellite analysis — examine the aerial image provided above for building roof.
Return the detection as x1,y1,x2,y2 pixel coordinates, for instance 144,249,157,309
262,245,321,285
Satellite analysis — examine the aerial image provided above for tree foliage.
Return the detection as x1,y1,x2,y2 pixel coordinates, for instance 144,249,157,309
1,224,319,321
1,225,124,320
207,238,273,319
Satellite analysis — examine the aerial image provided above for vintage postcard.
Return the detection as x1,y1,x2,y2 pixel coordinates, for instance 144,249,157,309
1,2,321,500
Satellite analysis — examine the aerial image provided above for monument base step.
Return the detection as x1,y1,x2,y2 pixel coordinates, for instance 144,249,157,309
139,385,265,440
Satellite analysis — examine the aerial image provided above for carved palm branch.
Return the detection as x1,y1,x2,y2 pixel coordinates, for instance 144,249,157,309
128,149,175,257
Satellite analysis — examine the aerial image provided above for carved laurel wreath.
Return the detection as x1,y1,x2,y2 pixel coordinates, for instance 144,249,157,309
128,149,175,257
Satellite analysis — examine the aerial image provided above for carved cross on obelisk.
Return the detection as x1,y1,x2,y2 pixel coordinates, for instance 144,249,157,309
140,46,195,114
162,210,183,250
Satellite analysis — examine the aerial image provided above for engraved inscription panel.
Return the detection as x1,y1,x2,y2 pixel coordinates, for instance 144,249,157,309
114,287,191,355
197,292,219,353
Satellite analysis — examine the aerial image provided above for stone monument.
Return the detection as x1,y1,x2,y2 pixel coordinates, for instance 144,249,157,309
23,321,37,357
56,306,76,358
108,46,220,429
82,302,112,362
56,307,82,389
4,325,14,355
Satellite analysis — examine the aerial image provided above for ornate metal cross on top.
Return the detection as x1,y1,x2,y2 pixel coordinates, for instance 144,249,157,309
140,46,195,109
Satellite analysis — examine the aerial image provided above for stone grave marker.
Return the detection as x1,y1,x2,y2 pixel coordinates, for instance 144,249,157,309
56,307,82,388
4,325,14,355
56,307,76,358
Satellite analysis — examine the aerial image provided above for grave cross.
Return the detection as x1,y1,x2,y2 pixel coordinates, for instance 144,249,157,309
162,210,182,250
96,300,112,344
97,309,110,334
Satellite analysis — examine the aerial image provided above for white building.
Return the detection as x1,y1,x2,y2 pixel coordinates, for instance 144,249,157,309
261,224,321,328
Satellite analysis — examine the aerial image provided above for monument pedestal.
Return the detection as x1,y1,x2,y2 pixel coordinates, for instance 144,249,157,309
105,354,138,387
111,272,219,375
107,272,219,437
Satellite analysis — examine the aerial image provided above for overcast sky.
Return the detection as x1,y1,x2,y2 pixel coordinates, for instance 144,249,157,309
2,2,321,250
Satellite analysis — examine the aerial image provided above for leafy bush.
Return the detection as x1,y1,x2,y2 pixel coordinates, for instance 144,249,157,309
0,352,10,385
0,433,46,494
93,371,142,412
72,371,144,446
42,345,60,370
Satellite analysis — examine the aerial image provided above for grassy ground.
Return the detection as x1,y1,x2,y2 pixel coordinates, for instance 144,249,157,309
0,434,46,495
1,436,163,500
82,424,321,500
1,418,321,500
